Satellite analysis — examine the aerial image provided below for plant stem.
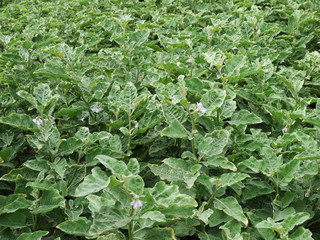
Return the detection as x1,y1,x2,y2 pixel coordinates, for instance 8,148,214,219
67,168,78,188
204,187,219,211
32,214,38,231
128,221,134,240
189,62,194,78
128,202,135,240
127,110,132,155
184,106,197,158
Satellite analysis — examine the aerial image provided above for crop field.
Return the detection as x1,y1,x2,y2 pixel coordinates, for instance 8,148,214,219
0,0,320,239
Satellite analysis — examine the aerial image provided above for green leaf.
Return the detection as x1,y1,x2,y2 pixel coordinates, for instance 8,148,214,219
95,155,128,176
17,231,49,240
17,90,37,106
127,175,144,195
220,219,242,240
0,195,33,214
33,83,53,108
256,217,284,232
139,210,167,228
149,158,199,188
200,89,226,115
0,113,39,132
290,227,313,240
117,82,137,113
227,65,263,82
1,167,39,182
221,99,237,119
277,159,299,186
214,196,248,226
23,159,50,172
31,189,65,214
58,137,83,156
282,212,310,231
90,207,131,235
135,109,162,134
34,62,69,80
247,211,276,240
96,232,126,240
135,227,175,240
219,173,249,188
229,110,262,126
127,158,140,175
194,209,213,224
147,181,198,208
57,218,91,236
129,29,150,48
294,151,320,161
74,167,110,197
161,120,189,139
263,105,291,125
161,101,188,125
209,208,231,227
185,77,205,95
75,127,90,141
260,147,283,176
195,130,229,157
0,212,30,228
224,55,246,76
205,156,237,171
242,181,275,202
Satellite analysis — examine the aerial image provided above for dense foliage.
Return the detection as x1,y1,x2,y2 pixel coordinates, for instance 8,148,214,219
1,0,320,239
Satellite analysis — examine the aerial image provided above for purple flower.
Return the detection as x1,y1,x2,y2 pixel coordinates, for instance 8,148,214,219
92,107,103,113
186,58,194,63
130,199,145,209
197,102,207,114
232,46,237,50
257,29,261,35
33,118,43,125
282,127,288,133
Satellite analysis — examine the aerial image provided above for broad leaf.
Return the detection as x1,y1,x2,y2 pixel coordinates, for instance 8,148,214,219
95,155,128,176
90,207,131,235
17,231,49,240
57,218,92,236
127,175,144,195
229,110,262,126
214,196,248,226
74,167,110,197
219,173,249,188
0,113,39,132
161,120,189,139
277,159,299,186
195,130,229,157
33,83,53,108
31,189,65,214
117,82,137,113
200,89,226,116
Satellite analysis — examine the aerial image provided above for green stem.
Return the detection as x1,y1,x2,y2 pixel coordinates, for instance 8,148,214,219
75,84,94,119
67,168,78,188
189,63,194,78
257,74,267,102
128,221,134,240
184,106,197,158
204,187,219,211
32,214,38,231
216,109,221,129
128,202,135,240
127,110,132,155
271,177,280,198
